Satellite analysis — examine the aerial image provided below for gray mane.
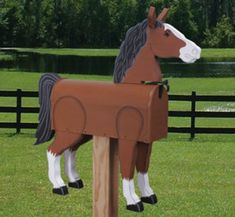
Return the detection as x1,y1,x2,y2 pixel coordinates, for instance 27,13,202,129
113,19,148,83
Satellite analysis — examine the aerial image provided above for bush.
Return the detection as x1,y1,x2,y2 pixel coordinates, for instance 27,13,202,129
203,15,235,48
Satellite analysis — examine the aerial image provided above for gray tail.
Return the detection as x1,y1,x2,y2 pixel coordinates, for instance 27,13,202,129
35,73,61,145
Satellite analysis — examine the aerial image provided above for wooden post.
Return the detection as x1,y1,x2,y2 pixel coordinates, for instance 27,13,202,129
16,89,22,134
93,136,119,217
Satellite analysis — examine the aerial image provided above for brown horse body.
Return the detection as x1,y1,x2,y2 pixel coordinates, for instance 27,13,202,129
51,80,168,144
36,6,201,212
49,79,168,180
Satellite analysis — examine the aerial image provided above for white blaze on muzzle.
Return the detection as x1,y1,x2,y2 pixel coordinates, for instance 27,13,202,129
164,23,201,63
179,39,201,63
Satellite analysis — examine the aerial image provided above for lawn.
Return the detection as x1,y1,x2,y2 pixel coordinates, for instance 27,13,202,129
13,48,235,59
0,133,234,217
201,48,235,59
0,71,235,217
15,48,119,57
1,70,235,94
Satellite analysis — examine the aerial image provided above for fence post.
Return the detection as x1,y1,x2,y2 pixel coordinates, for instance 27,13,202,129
190,91,196,139
16,89,22,133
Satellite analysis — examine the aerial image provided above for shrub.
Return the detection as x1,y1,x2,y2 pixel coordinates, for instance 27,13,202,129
203,15,235,48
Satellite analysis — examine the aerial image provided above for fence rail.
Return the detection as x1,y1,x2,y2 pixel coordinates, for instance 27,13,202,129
0,89,235,138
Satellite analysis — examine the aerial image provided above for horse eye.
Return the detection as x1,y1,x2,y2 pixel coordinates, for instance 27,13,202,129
164,30,171,37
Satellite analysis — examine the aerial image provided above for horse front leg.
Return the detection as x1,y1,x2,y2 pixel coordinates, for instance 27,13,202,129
136,142,157,204
119,139,144,212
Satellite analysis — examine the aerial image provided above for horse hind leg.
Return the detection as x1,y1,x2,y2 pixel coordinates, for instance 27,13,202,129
47,131,82,195
136,142,157,204
119,139,144,212
64,134,92,189
64,149,83,189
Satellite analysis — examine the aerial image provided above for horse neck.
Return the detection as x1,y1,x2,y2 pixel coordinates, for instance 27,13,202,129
122,44,162,84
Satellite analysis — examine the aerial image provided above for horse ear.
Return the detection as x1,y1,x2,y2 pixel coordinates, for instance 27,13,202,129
148,6,156,29
157,8,169,22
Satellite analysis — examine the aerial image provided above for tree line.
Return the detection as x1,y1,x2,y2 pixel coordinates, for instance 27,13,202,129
0,0,234,48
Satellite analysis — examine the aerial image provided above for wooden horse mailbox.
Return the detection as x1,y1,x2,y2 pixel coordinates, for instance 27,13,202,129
35,6,201,216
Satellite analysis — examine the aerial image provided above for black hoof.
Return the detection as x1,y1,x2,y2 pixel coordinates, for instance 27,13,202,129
68,179,84,189
52,186,68,195
126,201,144,212
141,194,158,204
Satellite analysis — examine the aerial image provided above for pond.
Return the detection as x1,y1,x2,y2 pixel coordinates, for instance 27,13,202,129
0,50,235,77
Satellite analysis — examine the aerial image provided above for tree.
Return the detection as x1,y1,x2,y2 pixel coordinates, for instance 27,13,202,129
0,5,9,46
103,0,139,47
77,0,110,47
203,15,235,48
0,0,234,48
167,0,198,41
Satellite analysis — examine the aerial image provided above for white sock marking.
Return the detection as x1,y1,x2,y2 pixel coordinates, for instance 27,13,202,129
123,179,140,205
64,149,80,182
47,151,65,188
138,172,154,197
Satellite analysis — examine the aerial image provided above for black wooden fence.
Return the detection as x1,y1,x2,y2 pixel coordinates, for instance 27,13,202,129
0,89,235,138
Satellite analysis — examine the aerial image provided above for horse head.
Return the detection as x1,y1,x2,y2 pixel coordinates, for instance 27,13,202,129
114,6,201,84
147,6,201,63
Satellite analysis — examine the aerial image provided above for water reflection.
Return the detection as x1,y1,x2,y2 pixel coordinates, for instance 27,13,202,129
0,50,235,77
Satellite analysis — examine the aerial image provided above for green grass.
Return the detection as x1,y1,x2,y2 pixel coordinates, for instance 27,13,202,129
201,48,235,59
0,71,111,91
16,48,119,57
1,70,235,94
0,133,234,217
14,48,235,59
0,71,235,216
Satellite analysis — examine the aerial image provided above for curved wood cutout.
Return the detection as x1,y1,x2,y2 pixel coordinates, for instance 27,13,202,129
53,96,86,133
116,106,144,140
